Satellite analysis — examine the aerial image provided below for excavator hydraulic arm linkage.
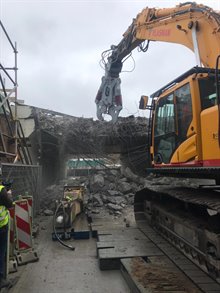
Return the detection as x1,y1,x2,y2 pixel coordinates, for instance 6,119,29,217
95,2,220,122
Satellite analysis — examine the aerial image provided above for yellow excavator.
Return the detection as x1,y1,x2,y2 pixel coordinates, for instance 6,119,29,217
95,2,220,283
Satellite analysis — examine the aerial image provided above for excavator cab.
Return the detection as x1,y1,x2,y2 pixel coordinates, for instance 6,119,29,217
148,67,220,180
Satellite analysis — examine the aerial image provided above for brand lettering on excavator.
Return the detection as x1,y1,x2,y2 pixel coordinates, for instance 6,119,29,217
213,133,218,139
149,29,171,37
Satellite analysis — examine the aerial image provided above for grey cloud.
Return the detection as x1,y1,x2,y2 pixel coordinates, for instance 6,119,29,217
1,0,220,119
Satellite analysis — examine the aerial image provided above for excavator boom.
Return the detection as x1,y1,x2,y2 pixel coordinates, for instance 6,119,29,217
95,2,220,122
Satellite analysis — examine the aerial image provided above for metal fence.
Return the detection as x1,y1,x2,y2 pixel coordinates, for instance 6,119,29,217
2,163,42,215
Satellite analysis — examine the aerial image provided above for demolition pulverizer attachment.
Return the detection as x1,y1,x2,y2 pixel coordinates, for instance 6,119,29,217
95,76,122,123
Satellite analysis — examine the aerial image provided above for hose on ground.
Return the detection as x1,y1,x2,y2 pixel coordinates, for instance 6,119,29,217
53,202,75,251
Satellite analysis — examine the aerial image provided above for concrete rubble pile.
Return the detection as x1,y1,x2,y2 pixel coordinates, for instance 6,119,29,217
87,167,141,217
37,111,198,218
39,167,143,217
37,110,148,140
86,168,197,217
39,166,197,218
37,109,149,174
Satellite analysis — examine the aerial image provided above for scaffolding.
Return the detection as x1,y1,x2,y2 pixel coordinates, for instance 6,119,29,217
0,21,32,165
0,21,42,212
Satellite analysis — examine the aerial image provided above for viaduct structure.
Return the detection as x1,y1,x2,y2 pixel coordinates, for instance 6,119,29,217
17,104,150,186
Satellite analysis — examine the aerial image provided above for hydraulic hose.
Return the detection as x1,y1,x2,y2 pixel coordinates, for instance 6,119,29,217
53,202,75,251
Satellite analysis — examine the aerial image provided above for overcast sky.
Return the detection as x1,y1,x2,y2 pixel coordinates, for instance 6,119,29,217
0,0,219,120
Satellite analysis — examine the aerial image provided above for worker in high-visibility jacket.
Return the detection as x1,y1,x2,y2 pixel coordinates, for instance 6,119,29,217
0,183,13,289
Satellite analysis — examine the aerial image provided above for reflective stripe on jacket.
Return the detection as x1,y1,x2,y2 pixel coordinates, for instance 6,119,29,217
0,185,9,228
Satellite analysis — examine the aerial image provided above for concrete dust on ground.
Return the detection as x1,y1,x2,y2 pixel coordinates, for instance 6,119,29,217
7,166,214,293
9,214,129,293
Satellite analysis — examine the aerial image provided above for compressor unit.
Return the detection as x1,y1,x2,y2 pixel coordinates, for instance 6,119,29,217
52,185,85,247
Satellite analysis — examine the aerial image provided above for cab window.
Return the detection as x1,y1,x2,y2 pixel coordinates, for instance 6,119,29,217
153,83,193,164
199,78,217,110
175,83,192,141
154,94,175,163
154,94,175,136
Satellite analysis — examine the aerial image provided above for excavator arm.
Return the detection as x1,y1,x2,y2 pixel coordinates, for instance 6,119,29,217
95,2,220,122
